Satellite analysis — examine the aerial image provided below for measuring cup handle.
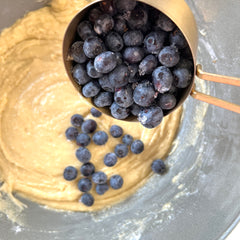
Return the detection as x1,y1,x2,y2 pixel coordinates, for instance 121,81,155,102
190,64,240,114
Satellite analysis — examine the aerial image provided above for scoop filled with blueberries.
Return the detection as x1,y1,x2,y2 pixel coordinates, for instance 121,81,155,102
65,0,194,128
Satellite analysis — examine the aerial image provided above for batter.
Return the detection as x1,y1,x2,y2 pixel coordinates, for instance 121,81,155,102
0,0,182,211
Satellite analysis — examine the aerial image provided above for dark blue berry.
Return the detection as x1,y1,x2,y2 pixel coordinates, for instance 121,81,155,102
115,52,123,65
110,102,130,119
86,60,103,78
114,144,128,158
130,103,141,116
123,30,143,47
104,153,118,167
76,133,91,147
78,178,92,192
173,67,192,88
88,8,102,23
80,162,95,177
80,193,94,206
169,28,188,49
83,36,105,58
94,51,117,73
155,12,175,32
72,64,91,85
98,75,115,92
81,119,97,133
113,14,127,34
94,14,114,35
131,140,144,154
144,31,165,54
109,175,123,189
71,114,84,127
92,171,108,184
105,32,124,52
100,0,117,16
76,147,91,163
94,92,113,107
127,5,148,30
110,125,123,138
116,0,136,13
123,47,144,64
77,21,96,40
151,159,167,174
122,134,133,145
63,166,78,181
139,55,158,76
96,183,109,195
158,46,180,67
109,64,130,88
152,66,173,93
92,131,108,145
158,93,176,110
128,64,138,79
138,106,163,129
69,41,88,63
82,81,101,98
114,85,133,108
65,127,78,140
175,59,193,71
90,107,102,117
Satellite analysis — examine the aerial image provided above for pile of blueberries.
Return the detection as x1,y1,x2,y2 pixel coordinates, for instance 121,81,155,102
68,0,193,129
63,107,151,207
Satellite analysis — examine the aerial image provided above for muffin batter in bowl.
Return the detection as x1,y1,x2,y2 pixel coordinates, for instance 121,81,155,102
0,0,182,211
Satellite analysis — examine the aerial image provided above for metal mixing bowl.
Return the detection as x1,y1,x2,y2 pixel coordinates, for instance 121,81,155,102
0,0,240,239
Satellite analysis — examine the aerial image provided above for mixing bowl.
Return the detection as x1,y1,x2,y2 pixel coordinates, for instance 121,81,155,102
0,0,240,239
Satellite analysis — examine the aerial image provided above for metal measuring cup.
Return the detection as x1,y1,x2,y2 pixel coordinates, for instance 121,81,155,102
63,0,240,119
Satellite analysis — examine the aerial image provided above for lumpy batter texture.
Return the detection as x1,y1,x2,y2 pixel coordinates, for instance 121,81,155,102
0,0,182,211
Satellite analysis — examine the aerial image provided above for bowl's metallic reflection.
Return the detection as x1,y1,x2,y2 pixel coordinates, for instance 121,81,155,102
1,0,240,240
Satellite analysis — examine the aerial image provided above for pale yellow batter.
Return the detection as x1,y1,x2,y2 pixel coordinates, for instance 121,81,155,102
0,0,182,211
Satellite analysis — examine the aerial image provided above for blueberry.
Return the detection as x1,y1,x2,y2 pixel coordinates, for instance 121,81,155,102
94,14,114,35
92,131,108,145
104,153,118,167
113,14,127,34
116,0,136,13
114,85,134,108
110,102,130,119
127,5,148,30
80,162,95,177
98,75,115,92
144,31,166,54
110,125,123,138
131,140,144,154
151,159,167,174
81,119,97,133
96,183,109,195
155,12,176,32
80,193,94,206
76,133,91,147
69,41,88,64
82,81,101,98
77,21,96,40
128,64,138,79
86,60,103,78
92,171,108,184
94,92,113,107
169,28,188,49
78,178,92,192
65,127,78,140
76,147,91,163
158,93,177,110
133,82,156,107
122,134,133,145
63,166,78,181
152,66,173,93
94,51,117,74
130,103,141,116
109,175,123,189
72,64,91,85
139,55,158,76
114,144,128,158
83,36,105,58
115,52,123,65
138,106,163,129
123,30,144,47
90,107,102,117
105,32,124,52
88,8,102,23
173,67,192,88
100,0,117,16
158,46,180,67
109,64,130,88
175,58,193,71
71,114,84,127
123,47,144,64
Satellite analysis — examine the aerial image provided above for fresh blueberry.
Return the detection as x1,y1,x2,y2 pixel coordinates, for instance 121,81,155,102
100,0,117,16
81,119,97,133
114,85,134,108
158,93,177,110
90,107,102,117
76,147,91,163
78,178,92,192
96,183,109,195
80,162,95,177
105,32,124,52
175,58,193,71
173,67,192,88
169,28,188,49
133,82,156,107
110,102,130,119
114,144,128,158
65,127,78,140
144,31,166,54
155,12,175,32
152,66,173,93
158,46,180,67
122,134,133,145
63,166,78,181
88,8,102,23
94,92,113,107
113,14,127,34
104,153,118,167
72,64,91,85
77,21,96,40
69,41,88,64
110,125,123,138
86,60,103,78
98,75,115,92
151,159,167,174
83,36,105,58
115,52,123,65
130,103,141,116
128,64,138,79
138,106,163,128
116,0,136,13
92,131,108,145
127,5,148,30
82,81,101,98
92,171,108,184
94,51,117,74
109,64,130,88
71,114,84,127
109,175,123,189
123,47,145,64
139,55,158,76
123,30,144,47
94,14,114,35
76,133,91,147
131,140,144,154
80,193,94,206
